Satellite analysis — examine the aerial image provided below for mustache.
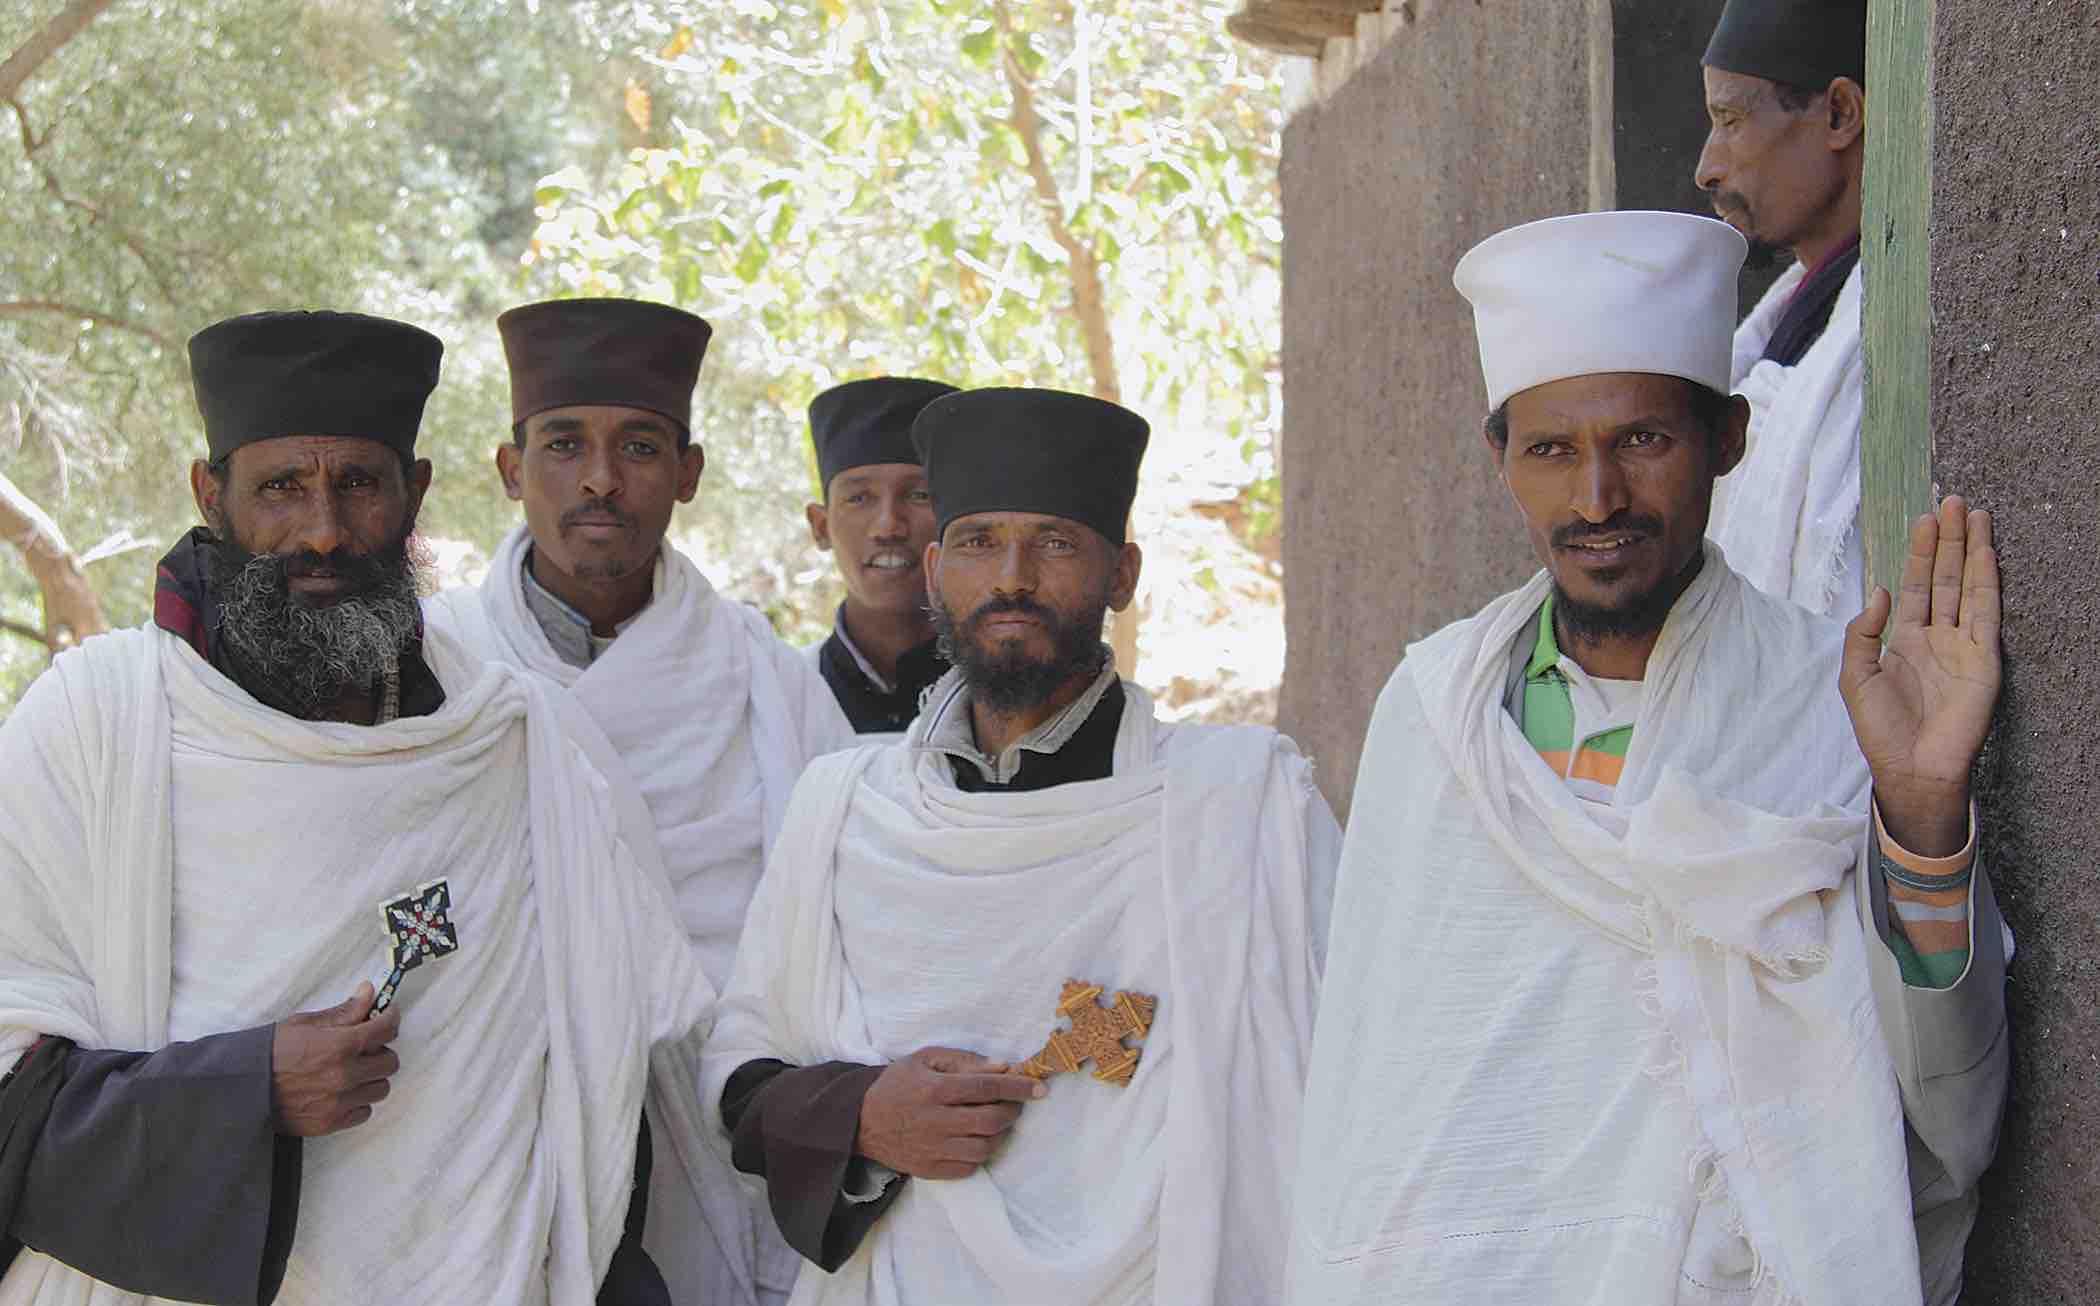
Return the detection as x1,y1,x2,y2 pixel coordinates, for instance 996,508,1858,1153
229,544,400,589
560,497,635,529
1709,189,1752,219
1551,513,1664,549
963,593,1056,627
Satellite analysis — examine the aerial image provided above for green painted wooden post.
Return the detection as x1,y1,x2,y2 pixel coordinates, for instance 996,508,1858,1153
1860,0,1936,594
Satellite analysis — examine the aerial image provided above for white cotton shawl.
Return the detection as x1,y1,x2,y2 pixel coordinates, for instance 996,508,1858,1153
1285,548,1919,1306
1708,262,1865,615
0,623,714,1306
427,525,853,1306
701,684,1328,1306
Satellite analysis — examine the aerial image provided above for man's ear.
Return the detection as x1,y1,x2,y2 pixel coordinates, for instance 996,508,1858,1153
677,442,706,503
496,443,525,502
1716,394,1752,477
190,458,222,529
922,539,943,610
404,458,433,523
1107,541,1143,612
806,502,832,550
1827,77,1865,151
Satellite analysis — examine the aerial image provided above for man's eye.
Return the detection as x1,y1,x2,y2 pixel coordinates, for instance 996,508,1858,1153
1525,442,1567,458
1625,430,1664,449
625,441,660,457
261,478,299,492
846,493,869,507
544,438,577,453
1041,538,1075,554
908,490,931,503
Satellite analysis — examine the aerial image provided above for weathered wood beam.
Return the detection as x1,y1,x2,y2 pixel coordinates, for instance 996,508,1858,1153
1859,0,1936,593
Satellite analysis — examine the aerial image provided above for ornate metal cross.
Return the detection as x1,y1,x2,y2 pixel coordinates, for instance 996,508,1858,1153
1018,980,1157,1088
370,878,460,1016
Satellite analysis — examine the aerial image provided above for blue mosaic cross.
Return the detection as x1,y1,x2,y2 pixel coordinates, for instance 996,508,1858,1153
370,879,459,1016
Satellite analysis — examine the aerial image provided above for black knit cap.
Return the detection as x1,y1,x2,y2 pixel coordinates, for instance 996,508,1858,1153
188,310,443,464
1703,0,1866,90
498,298,712,434
809,376,959,493
911,387,1149,546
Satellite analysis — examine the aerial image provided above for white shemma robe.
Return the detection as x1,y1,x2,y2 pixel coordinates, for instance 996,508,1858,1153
0,624,714,1306
701,683,1340,1306
427,525,853,1306
1708,262,1865,616
1286,549,1918,1306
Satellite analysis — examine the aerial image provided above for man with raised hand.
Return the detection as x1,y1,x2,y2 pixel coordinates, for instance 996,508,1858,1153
1285,212,2007,1306
802,377,957,738
0,311,714,1306
1697,0,1872,613
425,298,851,1306
703,387,1341,1305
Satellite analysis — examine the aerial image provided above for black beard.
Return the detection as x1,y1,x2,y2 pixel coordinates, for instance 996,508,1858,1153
1552,546,1705,650
1743,237,1788,272
930,590,1109,715
208,526,424,719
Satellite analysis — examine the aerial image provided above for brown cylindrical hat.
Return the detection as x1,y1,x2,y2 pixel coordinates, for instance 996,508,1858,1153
497,298,712,434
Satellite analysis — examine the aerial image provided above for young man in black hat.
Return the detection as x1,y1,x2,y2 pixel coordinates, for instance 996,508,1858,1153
801,377,958,737
426,297,852,1306
0,311,715,1305
699,387,1342,1305
1695,0,1871,616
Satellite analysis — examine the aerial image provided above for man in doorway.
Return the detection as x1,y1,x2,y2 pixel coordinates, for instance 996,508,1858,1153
1286,212,2006,1306
0,310,714,1305
1696,0,1871,614
425,297,851,1306
703,386,1341,1304
802,377,957,737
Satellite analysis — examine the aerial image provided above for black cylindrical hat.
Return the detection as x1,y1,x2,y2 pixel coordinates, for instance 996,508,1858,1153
187,310,443,463
809,376,958,492
1703,0,1867,89
911,387,1149,546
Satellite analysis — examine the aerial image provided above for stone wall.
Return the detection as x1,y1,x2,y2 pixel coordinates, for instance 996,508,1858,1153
1274,3,1586,811
1276,0,1730,813
1923,1,2100,1298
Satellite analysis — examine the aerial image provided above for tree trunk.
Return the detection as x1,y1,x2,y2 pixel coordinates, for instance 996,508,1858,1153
0,472,108,653
1001,21,1141,676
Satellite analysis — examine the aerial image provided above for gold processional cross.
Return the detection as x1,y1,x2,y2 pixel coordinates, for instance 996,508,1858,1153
1018,980,1157,1088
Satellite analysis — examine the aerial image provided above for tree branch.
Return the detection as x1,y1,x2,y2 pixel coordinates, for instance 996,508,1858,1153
7,96,181,303
0,616,54,651
0,0,116,103
997,5,1120,404
0,300,175,348
0,470,109,651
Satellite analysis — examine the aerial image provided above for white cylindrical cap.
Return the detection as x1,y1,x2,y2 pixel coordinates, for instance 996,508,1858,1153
1453,211,1747,410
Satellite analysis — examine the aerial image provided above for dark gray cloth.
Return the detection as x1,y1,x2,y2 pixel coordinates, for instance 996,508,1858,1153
5,1025,298,1305
721,1059,896,1272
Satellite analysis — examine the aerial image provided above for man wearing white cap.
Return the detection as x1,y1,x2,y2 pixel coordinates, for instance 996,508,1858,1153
1284,212,2007,1306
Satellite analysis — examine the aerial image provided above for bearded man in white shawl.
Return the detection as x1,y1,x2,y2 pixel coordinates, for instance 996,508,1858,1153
0,311,716,1306
701,386,1342,1305
424,297,853,1306
1284,212,2009,1306
1696,0,1870,614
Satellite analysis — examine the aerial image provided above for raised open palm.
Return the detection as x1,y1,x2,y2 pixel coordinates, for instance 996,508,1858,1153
1839,496,2001,856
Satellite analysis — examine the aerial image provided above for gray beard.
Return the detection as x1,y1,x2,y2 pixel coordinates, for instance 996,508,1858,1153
215,543,424,718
